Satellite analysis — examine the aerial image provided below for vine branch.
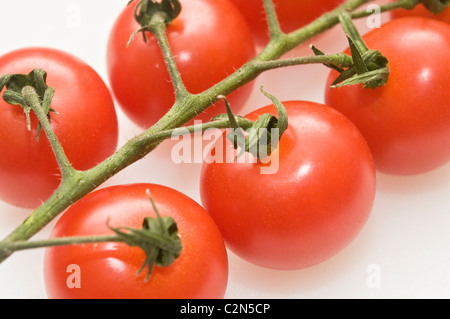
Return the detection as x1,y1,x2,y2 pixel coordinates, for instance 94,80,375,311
263,0,284,42
253,52,353,72
0,0,438,264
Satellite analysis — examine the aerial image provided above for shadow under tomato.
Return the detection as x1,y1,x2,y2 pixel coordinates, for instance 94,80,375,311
223,220,378,299
375,162,450,196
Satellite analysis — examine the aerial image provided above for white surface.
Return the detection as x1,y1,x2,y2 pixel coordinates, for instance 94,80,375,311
1,1,450,299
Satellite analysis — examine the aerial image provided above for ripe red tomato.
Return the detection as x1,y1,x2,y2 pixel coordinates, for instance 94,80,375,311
0,47,118,208
200,101,376,270
390,1,450,24
107,0,256,129
325,17,450,175
228,0,345,46
44,183,229,299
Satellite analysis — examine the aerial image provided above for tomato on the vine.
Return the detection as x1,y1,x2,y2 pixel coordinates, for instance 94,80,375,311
390,1,450,24
107,0,256,129
228,0,345,47
44,183,229,299
325,17,450,175
0,47,118,209
200,101,376,270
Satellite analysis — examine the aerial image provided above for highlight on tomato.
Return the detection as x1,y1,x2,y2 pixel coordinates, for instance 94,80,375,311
200,100,376,270
325,17,450,176
0,47,118,209
228,0,345,47
44,183,229,299
107,0,256,129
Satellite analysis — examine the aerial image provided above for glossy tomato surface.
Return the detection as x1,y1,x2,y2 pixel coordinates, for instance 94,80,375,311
325,17,450,175
0,47,118,208
200,101,376,270
228,0,345,46
44,183,229,299
107,0,256,129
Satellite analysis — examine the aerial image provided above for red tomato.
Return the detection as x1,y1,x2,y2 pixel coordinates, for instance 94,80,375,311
325,17,450,175
0,47,118,208
200,101,376,270
44,183,229,299
390,1,450,24
228,0,345,46
107,0,256,129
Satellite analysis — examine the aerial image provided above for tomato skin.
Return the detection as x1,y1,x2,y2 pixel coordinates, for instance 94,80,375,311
228,0,345,46
390,1,450,24
44,183,229,299
325,17,450,175
0,47,118,208
200,101,376,270
107,0,256,129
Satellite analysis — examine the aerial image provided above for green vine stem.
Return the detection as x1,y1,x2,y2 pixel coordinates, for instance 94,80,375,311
253,52,354,72
262,0,284,42
0,189,183,282
350,0,449,19
21,86,77,180
0,0,442,263
142,7,189,101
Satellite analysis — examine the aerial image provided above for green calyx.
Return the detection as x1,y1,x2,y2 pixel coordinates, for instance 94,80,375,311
0,69,56,140
331,37,389,89
316,10,389,89
108,190,182,282
213,87,288,161
127,0,182,46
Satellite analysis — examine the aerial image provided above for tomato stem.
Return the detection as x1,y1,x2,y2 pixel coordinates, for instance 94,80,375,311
0,0,408,264
350,0,448,18
0,191,183,282
0,229,179,283
108,191,183,281
146,11,190,102
215,88,288,161
253,52,353,72
126,0,188,101
340,11,369,55
0,234,120,253
319,11,391,89
0,69,59,140
420,0,449,13
21,86,77,180
262,0,284,42
0,110,255,263
349,0,415,18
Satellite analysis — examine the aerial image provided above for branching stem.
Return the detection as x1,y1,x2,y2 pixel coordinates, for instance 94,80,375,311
0,235,120,253
262,0,284,41
0,0,434,263
253,52,353,72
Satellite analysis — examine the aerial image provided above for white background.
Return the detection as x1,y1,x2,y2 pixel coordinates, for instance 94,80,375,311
1,0,450,299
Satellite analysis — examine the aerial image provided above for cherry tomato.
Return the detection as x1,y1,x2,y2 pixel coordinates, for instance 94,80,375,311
107,0,256,129
325,17,450,175
390,1,450,24
200,101,376,270
0,47,118,208
228,0,345,47
44,183,229,299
